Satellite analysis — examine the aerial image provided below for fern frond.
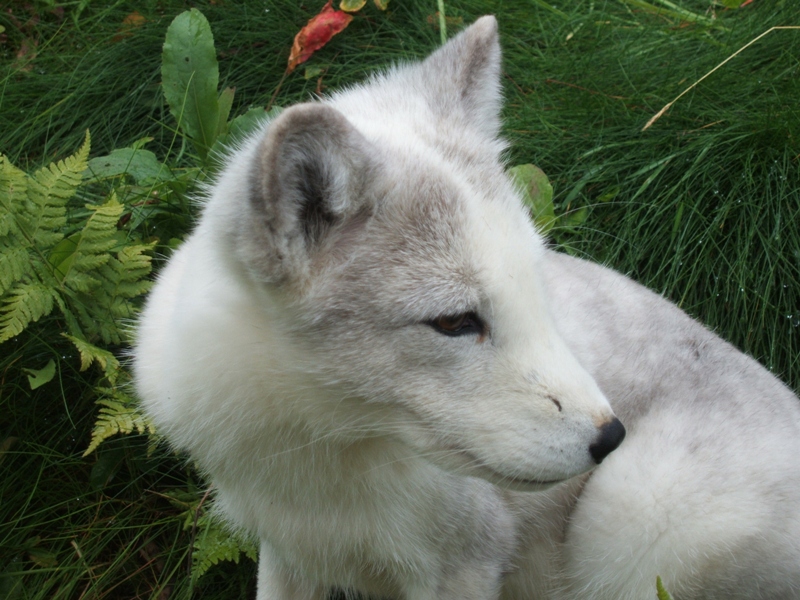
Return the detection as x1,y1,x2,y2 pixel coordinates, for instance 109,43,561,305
0,155,27,238
0,246,31,295
62,333,120,383
99,245,155,302
64,271,102,294
0,282,57,343
0,134,90,345
76,239,154,345
57,195,122,287
163,490,258,582
191,516,258,582
27,131,89,247
83,388,154,456
0,135,156,351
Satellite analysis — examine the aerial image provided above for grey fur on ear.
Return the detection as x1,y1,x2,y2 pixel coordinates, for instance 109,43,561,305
239,103,375,284
417,15,502,139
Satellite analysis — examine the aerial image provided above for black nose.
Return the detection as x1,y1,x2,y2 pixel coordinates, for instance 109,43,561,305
589,418,626,464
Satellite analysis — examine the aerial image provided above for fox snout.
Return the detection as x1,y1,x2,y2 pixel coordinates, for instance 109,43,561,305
589,417,626,464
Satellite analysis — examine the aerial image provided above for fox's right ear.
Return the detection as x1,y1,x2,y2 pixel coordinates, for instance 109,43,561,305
416,15,502,139
238,103,376,285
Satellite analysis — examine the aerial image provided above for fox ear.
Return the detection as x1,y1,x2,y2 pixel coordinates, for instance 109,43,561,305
240,103,375,284
417,15,502,138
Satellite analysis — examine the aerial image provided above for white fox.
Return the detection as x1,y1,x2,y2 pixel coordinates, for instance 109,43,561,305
134,16,800,599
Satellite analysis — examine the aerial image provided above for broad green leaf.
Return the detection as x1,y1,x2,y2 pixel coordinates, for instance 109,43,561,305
24,359,56,390
162,9,220,159
48,233,80,282
210,106,282,160
340,0,367,12
374,0,390,9
560,206,589,230
216,87,235,138
89,444,126,490
86,148,169,184
509,164,556,233
230,107,282,140
130,136,154,150
304,66,324,80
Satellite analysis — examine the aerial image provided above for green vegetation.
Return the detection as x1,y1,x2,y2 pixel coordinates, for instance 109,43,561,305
1,0,798,598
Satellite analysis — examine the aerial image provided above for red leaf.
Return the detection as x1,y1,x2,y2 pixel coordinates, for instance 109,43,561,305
287,1,353,73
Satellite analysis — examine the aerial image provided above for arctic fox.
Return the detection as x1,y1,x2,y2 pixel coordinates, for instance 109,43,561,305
134,16,800,599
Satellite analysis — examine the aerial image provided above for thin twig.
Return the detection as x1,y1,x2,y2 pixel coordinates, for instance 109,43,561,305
642,26,800,131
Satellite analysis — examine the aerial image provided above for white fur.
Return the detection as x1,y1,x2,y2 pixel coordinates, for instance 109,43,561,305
134,16,800,599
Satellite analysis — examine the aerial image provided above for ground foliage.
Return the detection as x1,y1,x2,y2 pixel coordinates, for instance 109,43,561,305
1,0,798,598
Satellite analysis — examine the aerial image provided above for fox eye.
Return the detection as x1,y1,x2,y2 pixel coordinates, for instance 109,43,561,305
428,312,486,337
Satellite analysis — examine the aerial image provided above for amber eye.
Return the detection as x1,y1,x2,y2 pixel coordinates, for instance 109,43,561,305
428,312,485,337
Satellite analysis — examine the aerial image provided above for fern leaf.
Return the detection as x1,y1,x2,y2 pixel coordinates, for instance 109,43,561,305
191,516,258,582
27,131,90,247
76,239,154,345
0,246,31,295
63,271,102,294
165,491,258,582
0,155,27,238
83,388,155,456
62,333,120,383
59,196,122,289
0,282,57,343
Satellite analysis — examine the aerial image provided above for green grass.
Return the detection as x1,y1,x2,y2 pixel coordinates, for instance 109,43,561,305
1,0,799,598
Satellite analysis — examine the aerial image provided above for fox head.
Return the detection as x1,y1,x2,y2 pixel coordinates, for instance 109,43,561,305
188,17,624,490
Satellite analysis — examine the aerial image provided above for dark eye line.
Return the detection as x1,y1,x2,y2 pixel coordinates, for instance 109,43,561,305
427,311,487,338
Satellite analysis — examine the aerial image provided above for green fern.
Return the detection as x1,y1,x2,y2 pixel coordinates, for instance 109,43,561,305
191,515,258,582
165,490,259,581
0,282,58,342
1,133,160,459
0,132,86,342
84,385,155,456
0,132,153,348
62,333,121,383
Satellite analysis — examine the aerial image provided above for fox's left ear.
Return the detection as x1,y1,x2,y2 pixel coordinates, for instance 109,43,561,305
237,104,377,286
417,15,502,139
